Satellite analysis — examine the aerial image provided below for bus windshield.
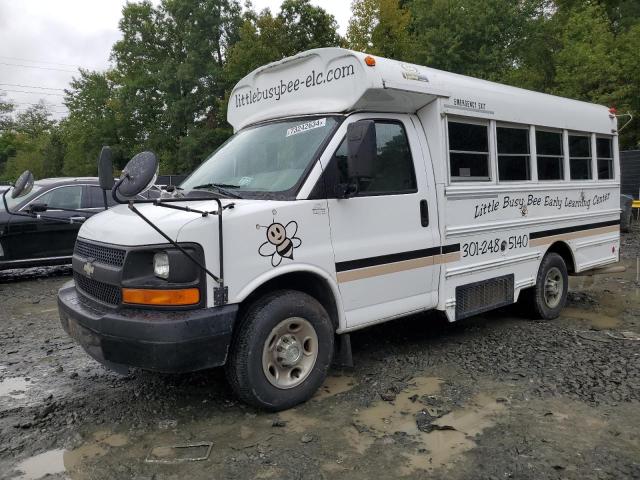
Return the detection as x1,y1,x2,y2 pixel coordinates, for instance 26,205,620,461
181,117,340,198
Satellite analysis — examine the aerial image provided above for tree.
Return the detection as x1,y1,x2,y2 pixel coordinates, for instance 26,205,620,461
62,70,121,175
110,0,243,173
225,0,342,86
346,0,412,59
3,101,60,178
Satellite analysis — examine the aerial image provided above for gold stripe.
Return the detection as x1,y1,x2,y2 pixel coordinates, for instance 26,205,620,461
530,225,619,247
435,251,461,264
337,251,459,283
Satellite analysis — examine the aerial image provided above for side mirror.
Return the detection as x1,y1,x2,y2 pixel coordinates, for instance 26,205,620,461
115,151,159,199
11,171,35,199
27,202,48,213
347,120,376,181
98,146,115,191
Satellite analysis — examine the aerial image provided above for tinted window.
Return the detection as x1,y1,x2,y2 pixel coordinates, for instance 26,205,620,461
335,122,417,195
597,137,613,180
448,121,489,180
36,185,83,210
536,130,563,180
569,134,592,180
536,130,563,156
497,127,530,181
84,186,115,208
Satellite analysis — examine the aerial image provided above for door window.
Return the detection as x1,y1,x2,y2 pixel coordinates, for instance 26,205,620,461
35,186,83,210
333,121,417,196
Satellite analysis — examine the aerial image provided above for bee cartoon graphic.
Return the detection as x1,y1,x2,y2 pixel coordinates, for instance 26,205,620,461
258,220,302,267
520,205,528,217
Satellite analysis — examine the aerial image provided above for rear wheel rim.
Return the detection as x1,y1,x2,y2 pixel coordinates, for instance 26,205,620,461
543,266,564,309
262,317,318,389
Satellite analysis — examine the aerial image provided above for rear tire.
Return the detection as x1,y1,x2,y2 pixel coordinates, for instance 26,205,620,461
522,252,568,320
225,290,334,411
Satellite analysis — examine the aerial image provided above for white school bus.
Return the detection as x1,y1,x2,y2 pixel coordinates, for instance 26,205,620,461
55,48,620,410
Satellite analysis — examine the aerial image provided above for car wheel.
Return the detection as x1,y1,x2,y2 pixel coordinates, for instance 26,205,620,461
523,252,568,320
225,290,334,411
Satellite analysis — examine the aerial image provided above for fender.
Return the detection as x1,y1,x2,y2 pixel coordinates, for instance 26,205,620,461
234,262,347,331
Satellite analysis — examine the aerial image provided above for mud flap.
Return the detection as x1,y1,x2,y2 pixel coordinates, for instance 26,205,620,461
332,333,353,368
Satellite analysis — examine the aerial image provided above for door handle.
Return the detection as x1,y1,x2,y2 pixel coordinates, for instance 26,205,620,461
419,200,429,227
70,216,86,224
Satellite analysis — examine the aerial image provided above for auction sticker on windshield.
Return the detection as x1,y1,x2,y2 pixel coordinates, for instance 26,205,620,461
286,118,326,137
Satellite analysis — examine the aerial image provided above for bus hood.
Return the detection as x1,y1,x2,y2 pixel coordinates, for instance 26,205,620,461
77,200,227,246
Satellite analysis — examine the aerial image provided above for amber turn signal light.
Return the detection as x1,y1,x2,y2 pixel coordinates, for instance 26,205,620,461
122,288,200,306
364,55,376,67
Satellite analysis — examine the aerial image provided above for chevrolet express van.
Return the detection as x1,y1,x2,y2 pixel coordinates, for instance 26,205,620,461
55,48,620,410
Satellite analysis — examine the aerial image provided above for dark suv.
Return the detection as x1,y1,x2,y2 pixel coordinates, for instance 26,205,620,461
0,178,113,270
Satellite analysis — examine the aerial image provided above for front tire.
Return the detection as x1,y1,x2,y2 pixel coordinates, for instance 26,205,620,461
524,252,568,320
225,290,334,411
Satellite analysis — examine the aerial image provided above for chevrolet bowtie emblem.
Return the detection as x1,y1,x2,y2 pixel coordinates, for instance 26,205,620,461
83,261,95,278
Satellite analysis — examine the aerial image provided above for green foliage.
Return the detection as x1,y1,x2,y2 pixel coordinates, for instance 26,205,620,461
224,0,342,85
2,0,640,181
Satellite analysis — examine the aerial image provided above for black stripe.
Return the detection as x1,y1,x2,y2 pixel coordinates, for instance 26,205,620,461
530,219,620,240
442,243,461,254
335,244,460,273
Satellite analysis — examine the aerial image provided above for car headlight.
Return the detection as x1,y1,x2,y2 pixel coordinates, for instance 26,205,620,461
153,251,170,279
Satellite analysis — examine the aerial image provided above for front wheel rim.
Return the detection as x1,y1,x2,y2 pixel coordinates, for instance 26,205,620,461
262,317,318,389
543,266,564,309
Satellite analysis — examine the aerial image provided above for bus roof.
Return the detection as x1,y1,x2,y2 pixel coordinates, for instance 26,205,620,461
227,48,615,135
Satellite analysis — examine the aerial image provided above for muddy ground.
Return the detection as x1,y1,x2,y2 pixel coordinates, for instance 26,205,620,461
1,233,639,480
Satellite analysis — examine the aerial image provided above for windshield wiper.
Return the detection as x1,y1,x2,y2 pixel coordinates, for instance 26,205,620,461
192,183,243,199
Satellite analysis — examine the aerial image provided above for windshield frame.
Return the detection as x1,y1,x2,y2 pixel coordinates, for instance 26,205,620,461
180,114,345,200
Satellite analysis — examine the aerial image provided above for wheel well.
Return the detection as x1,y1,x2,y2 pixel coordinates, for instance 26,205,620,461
546,241,575,274
238,272,340,330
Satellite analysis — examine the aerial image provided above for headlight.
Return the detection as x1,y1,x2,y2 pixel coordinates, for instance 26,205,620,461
153,251,170,279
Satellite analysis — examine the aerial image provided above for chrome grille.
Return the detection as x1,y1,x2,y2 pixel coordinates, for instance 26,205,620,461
75,239,126,267
74,272,122,305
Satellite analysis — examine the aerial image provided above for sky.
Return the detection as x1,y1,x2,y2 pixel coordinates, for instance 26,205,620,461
0,0,351,120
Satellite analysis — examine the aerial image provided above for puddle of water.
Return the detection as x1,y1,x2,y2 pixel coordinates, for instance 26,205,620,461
562,307,621,330
407,393,505,474
354,377,505,475
278,408,319,433
344,425,375,455
0,377,30,399
13,430,130,479
313,374,356,401
14,449,66,480
357,376,442,437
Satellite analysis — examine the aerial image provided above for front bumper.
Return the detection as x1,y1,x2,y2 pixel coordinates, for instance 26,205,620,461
58,281,238,373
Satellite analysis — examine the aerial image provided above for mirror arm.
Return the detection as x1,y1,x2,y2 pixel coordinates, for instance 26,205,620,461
127,201,222,284
112,176,128,205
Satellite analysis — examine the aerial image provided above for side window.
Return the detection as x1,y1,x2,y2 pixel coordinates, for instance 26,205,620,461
569,134,592,180
335,121,417,195
448,121,490,181
497,126,530,181
596,137,614,180
536,130,564,180
36,186,83,210
83,186,115,208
